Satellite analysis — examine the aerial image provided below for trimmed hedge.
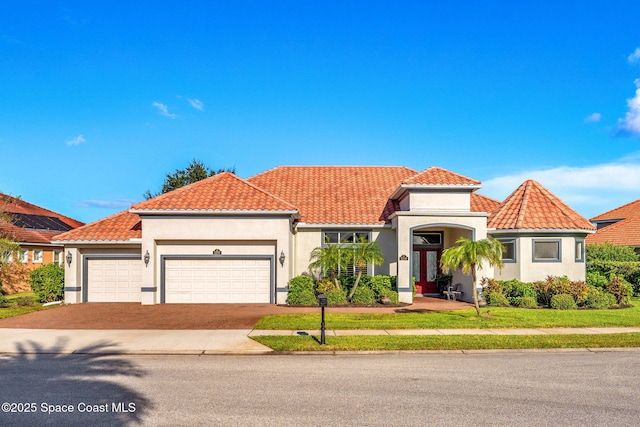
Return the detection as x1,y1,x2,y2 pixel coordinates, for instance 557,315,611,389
550,294,577,310
287,275,317,305
29,263,64,303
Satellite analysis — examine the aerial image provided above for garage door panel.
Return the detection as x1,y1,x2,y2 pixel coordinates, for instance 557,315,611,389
164,258,271,303
87,258,142,302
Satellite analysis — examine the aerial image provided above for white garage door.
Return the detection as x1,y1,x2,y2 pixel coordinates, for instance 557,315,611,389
86,258,142,302
164,258,271,303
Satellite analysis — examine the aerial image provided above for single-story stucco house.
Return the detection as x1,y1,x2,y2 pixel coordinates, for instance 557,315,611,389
53,166,595,305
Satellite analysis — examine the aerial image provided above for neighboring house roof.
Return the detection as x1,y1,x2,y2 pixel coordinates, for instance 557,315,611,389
403,166,481,186
471,193,501,213
131,172,297,213
53,210,142,242
247,166,418,224
488,180,595,231
0,193,84,244
586,216,640,246
590,198,640,222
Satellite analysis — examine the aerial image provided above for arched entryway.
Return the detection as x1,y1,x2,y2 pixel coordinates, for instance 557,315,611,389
410,224,475,296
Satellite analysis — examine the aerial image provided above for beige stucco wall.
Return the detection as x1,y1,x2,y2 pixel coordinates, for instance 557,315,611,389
409,191,472,211
492,235,587,283
63,245,142,304
139,215,292,304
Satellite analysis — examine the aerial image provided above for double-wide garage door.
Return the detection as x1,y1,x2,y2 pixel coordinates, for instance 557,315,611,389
86,258,142,302
164,258,271,303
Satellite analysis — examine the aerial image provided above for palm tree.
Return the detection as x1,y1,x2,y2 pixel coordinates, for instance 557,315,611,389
440,237,504,315
347,236,384,301
308,243,349,289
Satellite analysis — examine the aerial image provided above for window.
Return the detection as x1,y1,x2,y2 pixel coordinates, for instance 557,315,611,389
19,248,29,263
412,232,442,246
1,251,13,263
321,230,371,276
575,239,584,262
33,249,43,263
53,250,62,265
499,239,516,262
533,240,561,262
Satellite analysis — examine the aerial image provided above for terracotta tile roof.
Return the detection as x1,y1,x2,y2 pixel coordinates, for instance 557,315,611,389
53,210,142,242
248,166,418,224
131,172,297,212
471,193,501,214
488,180,595,231
0,193,84,244
590,199,640,222
403,166,481,186
586,216,640,246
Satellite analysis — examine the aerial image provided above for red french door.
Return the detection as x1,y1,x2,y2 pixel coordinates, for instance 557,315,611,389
412,248,441,294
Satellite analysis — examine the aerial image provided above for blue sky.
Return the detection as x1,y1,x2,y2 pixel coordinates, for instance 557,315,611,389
2,1,640,224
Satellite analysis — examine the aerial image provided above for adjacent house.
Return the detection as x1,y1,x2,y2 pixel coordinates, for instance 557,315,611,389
587,199,640,251
53,166,595,305
0,193,84,293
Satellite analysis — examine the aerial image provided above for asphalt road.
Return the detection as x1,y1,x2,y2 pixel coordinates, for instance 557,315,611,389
1,350,639,426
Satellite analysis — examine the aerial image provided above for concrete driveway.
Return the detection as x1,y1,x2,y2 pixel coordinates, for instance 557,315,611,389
0,297,471,330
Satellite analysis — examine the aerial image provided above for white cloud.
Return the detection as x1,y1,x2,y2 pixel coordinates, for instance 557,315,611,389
481,159,640,219
615,79,640,137
584,112,601,123
77,197,137,209
152,101,176,118
66,135,86,146
187,98,204,111
628,47,640,64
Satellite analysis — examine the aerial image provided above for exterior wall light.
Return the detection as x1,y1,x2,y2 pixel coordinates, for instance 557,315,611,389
144,250,150,267
66,251,72,267
279,250,285,266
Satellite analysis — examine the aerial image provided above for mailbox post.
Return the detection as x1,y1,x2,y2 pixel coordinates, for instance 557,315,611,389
317,293,327,345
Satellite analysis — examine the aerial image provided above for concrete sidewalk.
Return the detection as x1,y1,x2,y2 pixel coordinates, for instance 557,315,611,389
2,327,640,355
0,329,273,355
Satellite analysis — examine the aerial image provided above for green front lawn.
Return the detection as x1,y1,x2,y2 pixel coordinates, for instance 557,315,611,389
255,298,640,330
252,333,640,351
0,291,56,319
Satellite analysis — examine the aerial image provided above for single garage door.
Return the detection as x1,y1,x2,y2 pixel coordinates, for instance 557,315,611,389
164,258,271,303
86,258,142,302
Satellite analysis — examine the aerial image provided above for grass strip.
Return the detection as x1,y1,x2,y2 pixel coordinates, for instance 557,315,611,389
252,332,640,351
256,300,640,330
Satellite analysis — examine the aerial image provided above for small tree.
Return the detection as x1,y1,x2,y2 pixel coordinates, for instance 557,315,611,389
346,236,384,301
144,159,236,199
308,244,348,290
440,237,504,316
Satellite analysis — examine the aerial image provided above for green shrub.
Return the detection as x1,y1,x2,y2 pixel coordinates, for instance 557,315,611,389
315,278,337,294
0,294,7,308
325,287,348,304
606,275,633,306
550,294,577,310
481,278,505,304
14,296,34,307
586,243,640,263
588,260,640,296
350,286,376,304
586,271,608,289
487,292,510,307
29,263,64,303
504,279,537,299
367,275,393,298
584,287,616,309
510,296,538,308
287,275,317,305
378,288,399,304
533,276,588,307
